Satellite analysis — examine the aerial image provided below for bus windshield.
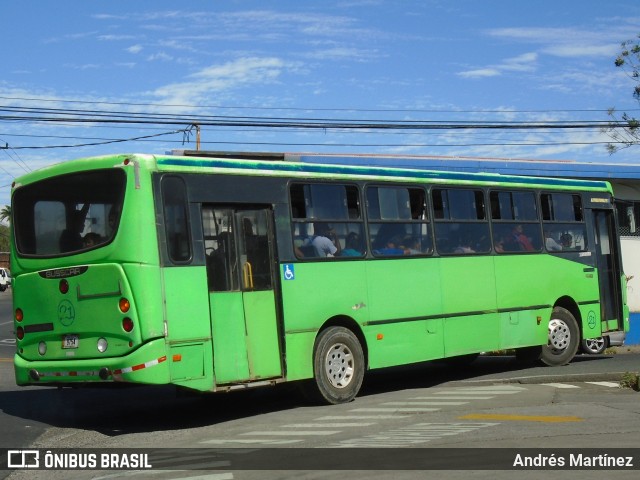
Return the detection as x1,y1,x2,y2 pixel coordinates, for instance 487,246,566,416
13,169,126,257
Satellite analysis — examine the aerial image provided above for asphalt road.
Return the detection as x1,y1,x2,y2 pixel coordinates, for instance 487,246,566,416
2,291,640,480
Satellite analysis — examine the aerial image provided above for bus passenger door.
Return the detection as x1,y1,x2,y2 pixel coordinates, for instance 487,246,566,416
203,206,283,384
593,209,623,332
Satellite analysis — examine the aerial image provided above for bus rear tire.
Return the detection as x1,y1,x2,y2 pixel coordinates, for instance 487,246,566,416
309,326,365,405
540,307,580,366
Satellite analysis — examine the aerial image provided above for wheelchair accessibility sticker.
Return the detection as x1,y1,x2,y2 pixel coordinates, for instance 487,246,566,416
283,264,295,281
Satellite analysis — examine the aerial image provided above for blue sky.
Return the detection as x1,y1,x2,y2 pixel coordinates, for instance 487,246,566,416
1,0,640,207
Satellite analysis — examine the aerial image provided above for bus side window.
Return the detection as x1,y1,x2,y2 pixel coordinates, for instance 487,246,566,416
161,176,191,263
541,193,587,252
202,207,239,292
290,183,364,259
433,188,489,255
490,190,541,254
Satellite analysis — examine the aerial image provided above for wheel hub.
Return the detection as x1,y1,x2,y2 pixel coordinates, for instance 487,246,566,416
324,343,354,389
548,318,570,351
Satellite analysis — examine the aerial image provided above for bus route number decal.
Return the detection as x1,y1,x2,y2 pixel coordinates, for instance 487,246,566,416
58,300,76,326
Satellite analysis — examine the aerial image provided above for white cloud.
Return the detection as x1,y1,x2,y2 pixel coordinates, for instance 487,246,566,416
458,51,538,79
147,52,174,62
458,68,501,79
486,26,624,59
127,44,143,54
149,57,293,105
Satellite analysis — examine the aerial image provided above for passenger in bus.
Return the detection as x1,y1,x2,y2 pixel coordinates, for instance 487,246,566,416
544,230,562,251
308,222,341,257
454,237,475,254
512,224,535,251
107,205,120,237
403,237,422,255
59,204,90,252
341,232,363,257
560,232,573,249
374,235,406,256
83,232,101,248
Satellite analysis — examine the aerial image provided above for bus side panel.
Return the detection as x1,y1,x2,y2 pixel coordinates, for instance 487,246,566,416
162,266,214,390
493,255,600,349
122,264,165,340
365,258,444,369
210,292,251,383
440,257,499,356
281,262,369,381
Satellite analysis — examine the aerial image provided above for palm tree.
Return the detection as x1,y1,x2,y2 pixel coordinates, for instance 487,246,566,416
0,205,11,224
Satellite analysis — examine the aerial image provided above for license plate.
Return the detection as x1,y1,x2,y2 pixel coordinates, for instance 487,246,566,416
62,334,79,349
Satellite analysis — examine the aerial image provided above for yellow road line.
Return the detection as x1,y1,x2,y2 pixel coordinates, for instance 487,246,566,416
459,414,583,423
0,358,14,363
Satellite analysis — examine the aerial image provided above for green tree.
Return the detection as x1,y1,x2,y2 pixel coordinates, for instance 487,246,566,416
0,224,9,252
606,34,640,154
0,205,10,224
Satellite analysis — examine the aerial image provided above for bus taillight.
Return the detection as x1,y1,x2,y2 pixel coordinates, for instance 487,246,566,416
16,326,24,340
59,279,69,294
15,309,23,322
119,298,130,313
122,318,134,333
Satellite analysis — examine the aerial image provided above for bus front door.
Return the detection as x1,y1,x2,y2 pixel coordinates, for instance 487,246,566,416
203,206,283,384
593,209,623,333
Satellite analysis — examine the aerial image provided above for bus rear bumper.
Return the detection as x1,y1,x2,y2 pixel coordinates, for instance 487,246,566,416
14,338,170,387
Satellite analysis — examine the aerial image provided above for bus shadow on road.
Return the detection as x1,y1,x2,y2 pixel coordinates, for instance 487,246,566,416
360,352,618,396
0,382,304,437
0,353,619,437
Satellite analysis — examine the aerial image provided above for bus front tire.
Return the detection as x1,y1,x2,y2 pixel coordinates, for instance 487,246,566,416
539,307,580,366
308,326,365,405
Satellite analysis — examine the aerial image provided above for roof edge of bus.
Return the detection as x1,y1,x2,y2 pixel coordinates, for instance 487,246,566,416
166,150,611,191
11,154,154,189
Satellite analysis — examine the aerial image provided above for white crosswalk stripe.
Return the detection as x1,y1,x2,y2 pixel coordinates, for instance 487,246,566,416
332,422,499,448
585,381,620,388
199,385,531,447
541,383,581,388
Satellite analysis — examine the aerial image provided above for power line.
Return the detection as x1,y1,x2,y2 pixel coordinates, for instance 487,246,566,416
2,94,640,115
5,127,192,150
0,101,634,151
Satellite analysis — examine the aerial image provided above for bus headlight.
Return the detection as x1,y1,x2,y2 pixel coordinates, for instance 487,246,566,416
97,338,108,353
38,341,47,356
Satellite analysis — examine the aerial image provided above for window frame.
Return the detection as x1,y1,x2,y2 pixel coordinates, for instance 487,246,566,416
289,181,364,260
365,184,433,258
489,189,543,254
431,187,491,256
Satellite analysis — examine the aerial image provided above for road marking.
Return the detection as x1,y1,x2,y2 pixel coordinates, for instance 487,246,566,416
201,439,302,445
411,396,494,400
382,401,469,406
94,468,233,479
350,407,440,413
458,413,583,423
241,430,340,436
585,381,620,388
540,383,581,388
435,389,522,395
282,423,375,427
318,415,408,420
0,357,13,362
332,422,499,448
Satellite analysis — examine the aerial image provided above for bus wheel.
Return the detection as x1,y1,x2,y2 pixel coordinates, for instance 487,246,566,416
515,346,542,365
540,307,580,366
311,326,364,405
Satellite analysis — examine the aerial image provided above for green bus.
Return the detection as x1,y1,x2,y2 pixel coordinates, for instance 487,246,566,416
10,152,629,404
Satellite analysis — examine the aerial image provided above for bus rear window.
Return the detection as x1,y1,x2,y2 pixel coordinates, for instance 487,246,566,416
13,169,126,256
